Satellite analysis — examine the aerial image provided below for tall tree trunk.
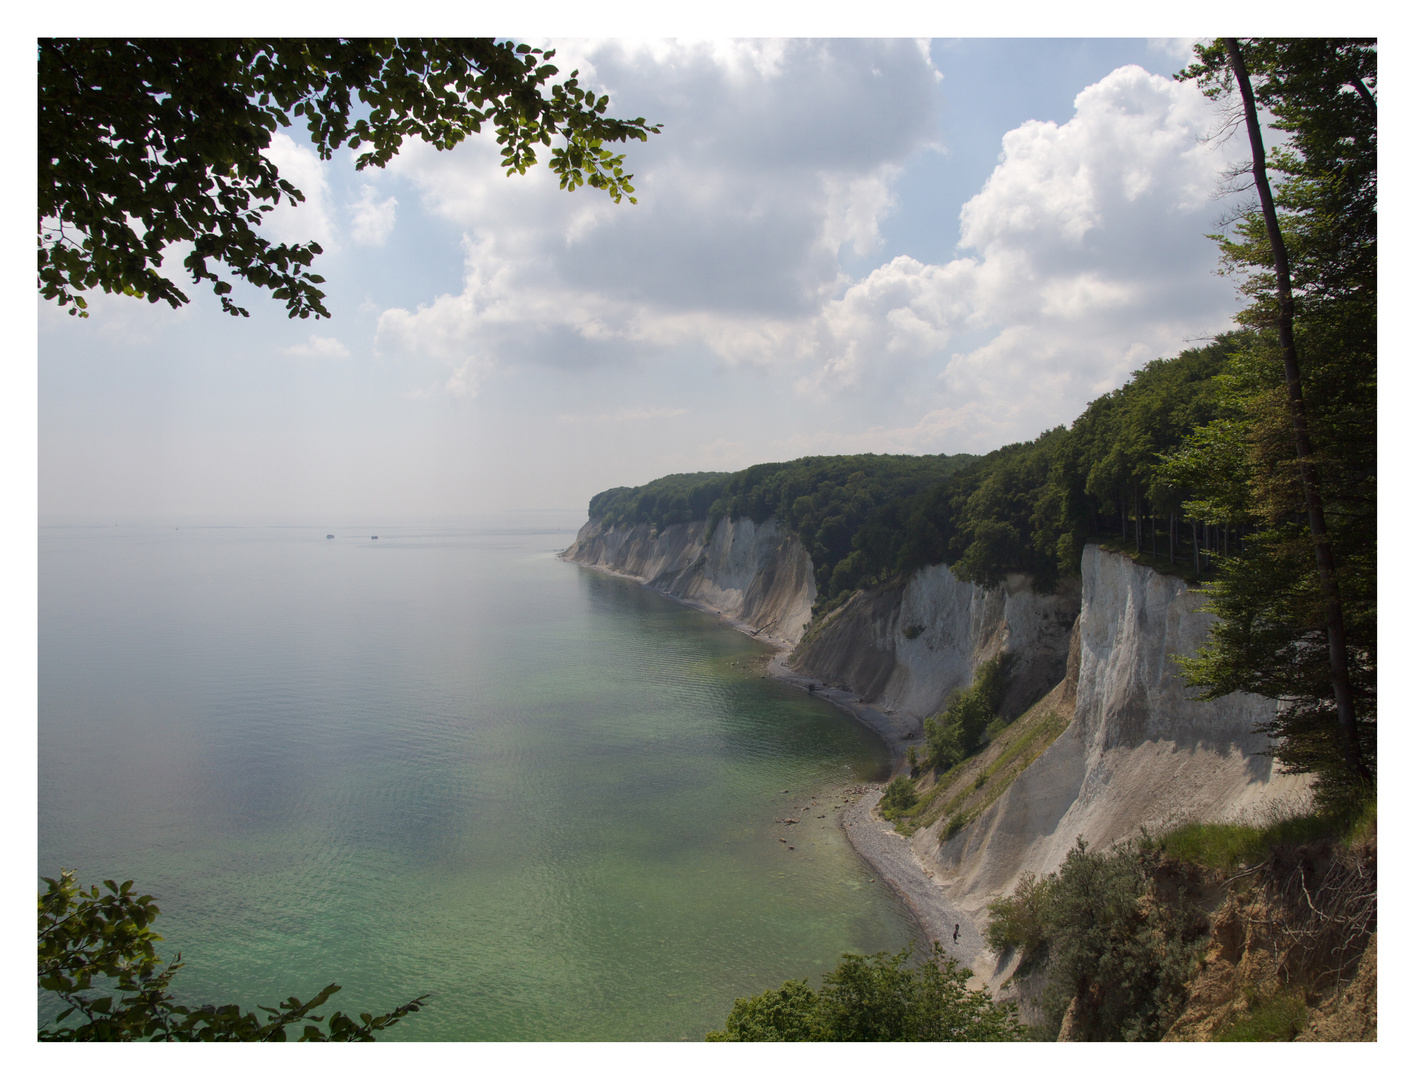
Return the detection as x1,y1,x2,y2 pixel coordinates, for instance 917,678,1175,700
1169,512,1175,564
1224,38,1368,785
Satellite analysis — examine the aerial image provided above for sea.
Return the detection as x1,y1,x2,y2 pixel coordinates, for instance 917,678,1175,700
37,518,917,1040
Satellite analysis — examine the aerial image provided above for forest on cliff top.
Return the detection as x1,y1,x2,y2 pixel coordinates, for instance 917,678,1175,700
589,330,1245,603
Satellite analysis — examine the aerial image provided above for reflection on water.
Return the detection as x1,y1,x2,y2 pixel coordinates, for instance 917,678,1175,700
39,523,915,1040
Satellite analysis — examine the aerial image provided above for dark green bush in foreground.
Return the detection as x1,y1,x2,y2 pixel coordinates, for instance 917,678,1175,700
706,943,1021,1041
38,870,425,1041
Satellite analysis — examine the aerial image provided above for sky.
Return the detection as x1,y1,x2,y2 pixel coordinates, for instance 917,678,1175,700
38,35,1265,524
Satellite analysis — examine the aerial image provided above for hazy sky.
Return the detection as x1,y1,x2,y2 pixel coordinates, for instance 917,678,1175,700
38,35,1255,524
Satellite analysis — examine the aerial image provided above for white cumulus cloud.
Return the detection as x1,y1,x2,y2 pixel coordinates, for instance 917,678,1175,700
348,185,398,246
260,133,338,253
375,39,941,375
374,46,1244,455
283,334,350,359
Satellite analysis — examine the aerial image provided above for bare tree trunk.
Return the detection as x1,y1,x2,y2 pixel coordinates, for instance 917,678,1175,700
1224,38,1368,785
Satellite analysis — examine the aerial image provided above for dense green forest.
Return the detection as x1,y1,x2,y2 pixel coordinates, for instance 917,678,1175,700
586,333,1241,606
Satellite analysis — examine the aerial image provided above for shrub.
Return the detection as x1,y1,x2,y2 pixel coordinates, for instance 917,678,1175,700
984,872,1054,972
38,870,424,1041
1035,840,1205,1041
879,775,919,819
925,654,1012,770
706,944,1022,1042
984,838,1208,1041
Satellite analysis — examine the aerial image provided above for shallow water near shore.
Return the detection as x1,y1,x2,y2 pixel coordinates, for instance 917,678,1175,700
39,520,916,1040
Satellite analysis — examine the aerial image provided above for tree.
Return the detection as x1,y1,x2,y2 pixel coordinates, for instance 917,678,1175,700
984,840,1205,1041
39,38,660,319
705,943,1021,1041
1174,39,1376,806
38,870,425,1040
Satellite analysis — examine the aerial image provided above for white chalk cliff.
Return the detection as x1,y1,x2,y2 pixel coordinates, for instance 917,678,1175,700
561,516,816,649
914,545,1308,918
563,517,1306,921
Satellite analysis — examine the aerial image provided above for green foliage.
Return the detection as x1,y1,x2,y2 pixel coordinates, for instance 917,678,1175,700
705,943,1021,1042
1213,988,1308,1041
924,654,1010,771
984,840,1206,1041
38,870,425,1041
1173,39,1376,809
703,979,824,1041
878,775,919,820
983,872,1055,974
1040,841,1206,1041
39,38,660,318
1151,802,1363,872
588,472,732,533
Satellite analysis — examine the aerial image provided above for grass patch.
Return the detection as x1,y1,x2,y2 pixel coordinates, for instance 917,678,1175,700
909,707,1070,834
941,808,980,841
1152,802,1363,872
1213,988,1308,1041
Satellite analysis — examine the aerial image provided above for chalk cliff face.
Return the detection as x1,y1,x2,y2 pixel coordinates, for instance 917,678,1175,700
917,545,1308,915
561,516,816,648
566,515,1305,926
789,564,1081,723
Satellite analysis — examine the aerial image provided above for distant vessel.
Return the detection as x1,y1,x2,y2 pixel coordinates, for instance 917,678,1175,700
326,534,335,539
371,535,379,540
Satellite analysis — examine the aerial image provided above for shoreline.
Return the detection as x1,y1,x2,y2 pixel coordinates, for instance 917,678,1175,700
560,551,981,965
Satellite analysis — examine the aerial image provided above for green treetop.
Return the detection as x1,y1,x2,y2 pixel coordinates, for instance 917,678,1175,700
38,38,660,319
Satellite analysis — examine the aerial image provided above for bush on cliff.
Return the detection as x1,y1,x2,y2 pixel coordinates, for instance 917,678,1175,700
925,654,1011,772
983,839,1206,1041
878,775,919,820
984,871,1055,975
706,943,1021,1041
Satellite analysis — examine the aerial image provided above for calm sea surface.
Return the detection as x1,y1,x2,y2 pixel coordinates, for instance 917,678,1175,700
38,522,916,1040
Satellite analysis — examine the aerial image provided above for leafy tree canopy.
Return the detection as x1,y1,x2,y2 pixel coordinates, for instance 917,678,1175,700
38,870,425,1040
985,839,1206,1041
38,38,660,318
585,339,1239,608
1169,38,1376,807
705,942,1021,1041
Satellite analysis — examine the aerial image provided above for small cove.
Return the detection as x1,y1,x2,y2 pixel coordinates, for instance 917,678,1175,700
38,521,917,1040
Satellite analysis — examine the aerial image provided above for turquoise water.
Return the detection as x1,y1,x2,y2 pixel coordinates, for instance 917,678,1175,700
38,522,916,1040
